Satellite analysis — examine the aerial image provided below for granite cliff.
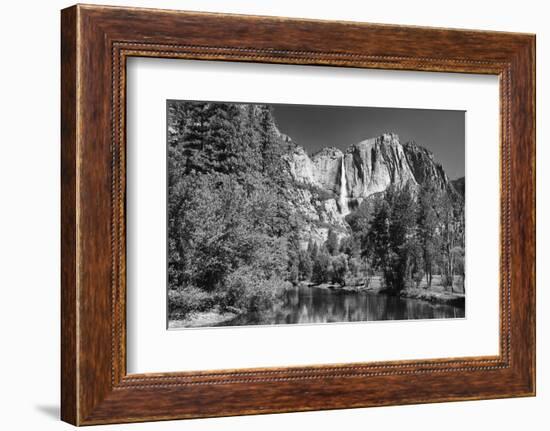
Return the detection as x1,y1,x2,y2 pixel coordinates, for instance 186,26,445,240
283,132,456,246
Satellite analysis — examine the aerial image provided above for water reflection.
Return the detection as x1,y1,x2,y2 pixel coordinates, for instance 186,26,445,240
217,285,464,327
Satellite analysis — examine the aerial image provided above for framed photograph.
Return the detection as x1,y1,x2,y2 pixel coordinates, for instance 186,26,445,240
61,4,535,425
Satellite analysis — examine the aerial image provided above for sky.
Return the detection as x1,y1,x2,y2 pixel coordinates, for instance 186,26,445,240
272,104,465,180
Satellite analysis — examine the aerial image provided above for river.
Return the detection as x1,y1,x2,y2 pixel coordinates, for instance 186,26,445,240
216,284,465,327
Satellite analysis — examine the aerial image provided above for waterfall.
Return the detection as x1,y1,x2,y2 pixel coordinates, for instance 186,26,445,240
339,156,349,215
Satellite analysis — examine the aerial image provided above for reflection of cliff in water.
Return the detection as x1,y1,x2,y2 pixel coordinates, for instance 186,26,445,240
215,285,465,327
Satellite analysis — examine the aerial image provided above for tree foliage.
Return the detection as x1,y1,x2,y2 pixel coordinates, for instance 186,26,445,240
355,181,465,293
168,101,299,319
167,100,466,322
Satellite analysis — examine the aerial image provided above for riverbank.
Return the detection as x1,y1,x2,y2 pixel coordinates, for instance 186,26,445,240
302,276,384,293
169,282,465,328
314,283,381,293
304,280,464,308
399,287,465,307
168,306,240,329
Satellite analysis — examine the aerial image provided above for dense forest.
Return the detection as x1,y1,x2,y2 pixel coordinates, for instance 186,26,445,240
167,101,465,324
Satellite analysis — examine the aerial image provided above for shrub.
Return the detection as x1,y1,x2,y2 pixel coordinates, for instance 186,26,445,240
221,266,286,313
348,257,361,277
331,254,348,286
168,286,215,320
440,274,453,289
411,268,424,289
298,249,313,281
311,250,331,284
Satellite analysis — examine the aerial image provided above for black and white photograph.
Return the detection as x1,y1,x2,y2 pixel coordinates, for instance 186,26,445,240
1,0,542,428
167,100,466,328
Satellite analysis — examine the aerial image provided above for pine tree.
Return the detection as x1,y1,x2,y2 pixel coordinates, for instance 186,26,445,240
257,105,286,182
364,186,417,293
180,102,212,173
298,249,313,281
417,185,440,287
308,240,319,263
331,255,348,286
312,248,331,284
326,228,339,256
437,191,464,292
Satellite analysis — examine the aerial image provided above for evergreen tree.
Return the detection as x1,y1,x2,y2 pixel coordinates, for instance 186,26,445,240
417,185,440,287
326,228,339,256
180,102,213,173
331,255,348,286
256,105,289,185
298,249,313,281
287,232,302,284
339,235,356,257
312,248,331,284
308,240,319,262
166,100,305,319
364,186,417,292
437,191,464,291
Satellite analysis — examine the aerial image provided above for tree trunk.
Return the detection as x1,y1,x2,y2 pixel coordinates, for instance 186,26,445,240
449,253,455,293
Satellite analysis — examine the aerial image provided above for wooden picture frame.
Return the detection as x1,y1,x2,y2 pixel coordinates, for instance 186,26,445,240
61,4,535,425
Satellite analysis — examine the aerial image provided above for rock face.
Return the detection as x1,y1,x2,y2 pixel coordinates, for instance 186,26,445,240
286,146,316,185
287,133,449,203
284,132,455,246
343,133,418,206
451,177,465,197
403,141,448,190
312,147,344,193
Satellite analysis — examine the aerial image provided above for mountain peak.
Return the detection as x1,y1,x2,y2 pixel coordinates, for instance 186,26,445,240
404,140,434,158
349,132,401,153
403,141,447,189
381,132,400,142
312,146,344,159
451,177,465,197
287,132,450,202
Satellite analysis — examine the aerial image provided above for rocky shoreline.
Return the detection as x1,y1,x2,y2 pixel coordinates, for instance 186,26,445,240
303,282,465,308
398,287,465,307
168,307,239,329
